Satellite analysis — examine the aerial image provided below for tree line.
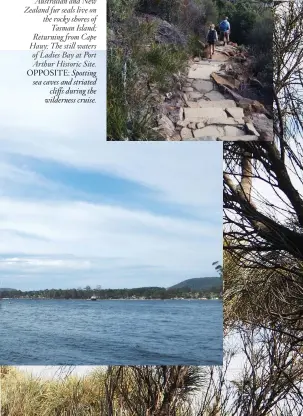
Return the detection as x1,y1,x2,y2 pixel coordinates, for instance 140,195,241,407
0,285,222,300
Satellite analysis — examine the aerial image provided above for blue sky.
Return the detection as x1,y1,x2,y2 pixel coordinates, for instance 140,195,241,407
0,52,223,290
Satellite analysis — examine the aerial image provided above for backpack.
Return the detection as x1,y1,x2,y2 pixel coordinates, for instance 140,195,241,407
219,20,229,32
207,29,216,42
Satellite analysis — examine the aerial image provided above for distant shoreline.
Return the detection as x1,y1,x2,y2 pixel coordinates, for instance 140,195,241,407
1,297,220,301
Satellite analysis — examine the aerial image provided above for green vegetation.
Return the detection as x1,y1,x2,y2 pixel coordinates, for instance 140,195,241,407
0,282,222,300
215,0,273,86
0,366,207,416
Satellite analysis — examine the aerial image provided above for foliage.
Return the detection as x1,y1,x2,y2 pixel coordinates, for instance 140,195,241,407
140,43,188,90
0,284,222,300
214,1,271,45
2,340,303,416
223,0,303,344
107,0,139,22
0,366,206,416
248,11,273,86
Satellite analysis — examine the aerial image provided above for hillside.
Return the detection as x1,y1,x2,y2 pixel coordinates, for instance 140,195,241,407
169,277,222,291
0,288,17,291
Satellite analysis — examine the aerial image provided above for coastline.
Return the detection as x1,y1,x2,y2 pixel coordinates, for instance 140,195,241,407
1,297,221,301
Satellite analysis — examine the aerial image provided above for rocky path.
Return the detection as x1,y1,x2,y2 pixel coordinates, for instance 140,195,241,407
158,45,273,141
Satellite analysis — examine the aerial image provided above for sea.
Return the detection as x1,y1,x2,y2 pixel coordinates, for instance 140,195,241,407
0,299,222,365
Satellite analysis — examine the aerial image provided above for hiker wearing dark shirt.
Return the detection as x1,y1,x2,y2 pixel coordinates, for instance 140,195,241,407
219,17,230,45
207,24,218,59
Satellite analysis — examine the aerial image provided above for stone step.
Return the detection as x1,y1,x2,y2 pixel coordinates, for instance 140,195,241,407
188,66,220,80
181,135,260,141
191,80,213,93
204,90,226,101
226,107,245,118
193,125,245,138
184,107,227,121
218,135,259,141
198,60,224,64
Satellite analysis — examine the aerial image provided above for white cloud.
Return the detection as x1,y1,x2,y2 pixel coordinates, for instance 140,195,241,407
0,183,222,289
0,52,223,290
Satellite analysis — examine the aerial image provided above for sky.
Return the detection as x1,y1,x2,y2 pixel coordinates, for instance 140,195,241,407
0,142,223,291
0,51,223,290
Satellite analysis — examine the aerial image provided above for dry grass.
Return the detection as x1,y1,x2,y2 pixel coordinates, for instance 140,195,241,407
0,367,107,416
0,366,202,416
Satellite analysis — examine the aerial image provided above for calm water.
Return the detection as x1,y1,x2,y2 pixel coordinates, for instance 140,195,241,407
0,299,222,365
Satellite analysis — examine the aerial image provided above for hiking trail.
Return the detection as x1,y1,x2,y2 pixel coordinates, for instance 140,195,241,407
156,44,273,141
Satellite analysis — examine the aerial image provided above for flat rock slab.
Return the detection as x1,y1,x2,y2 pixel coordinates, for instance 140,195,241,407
198,100,236,108
204,90,226,101
245,122,260,136
184,107,227,121
195,61,222,66
196,137,217,141
188,65,220,80
193,125,225,137
226,107,245,119
218,135,259,141
192,80,213,93
211,72,240,90
187,101,200,108
187,91,204,100
224,126,245,136
177,120,189,127
205,117,238,125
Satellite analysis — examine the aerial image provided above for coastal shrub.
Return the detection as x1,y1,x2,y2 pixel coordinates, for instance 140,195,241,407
141,43,188,90
107,48,129,140
248,12,273,86
214,0,273,46
188,34,205,58
107,20,163,140
1,366,204,416
137,0,184,23
107,0,139,22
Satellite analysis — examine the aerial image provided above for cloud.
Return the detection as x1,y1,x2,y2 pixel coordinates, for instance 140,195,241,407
0,51,223,291
0,144,221,288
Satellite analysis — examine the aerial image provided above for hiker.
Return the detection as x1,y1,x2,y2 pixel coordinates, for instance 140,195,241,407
207,24,218,59
219,17,230,45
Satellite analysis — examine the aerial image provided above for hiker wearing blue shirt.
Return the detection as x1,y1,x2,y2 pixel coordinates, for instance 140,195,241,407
207,24,218,59
219,17,230,45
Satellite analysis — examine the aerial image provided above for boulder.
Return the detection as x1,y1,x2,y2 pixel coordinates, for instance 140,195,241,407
155,20,187,46
157,114,175,138
251,114,273,141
